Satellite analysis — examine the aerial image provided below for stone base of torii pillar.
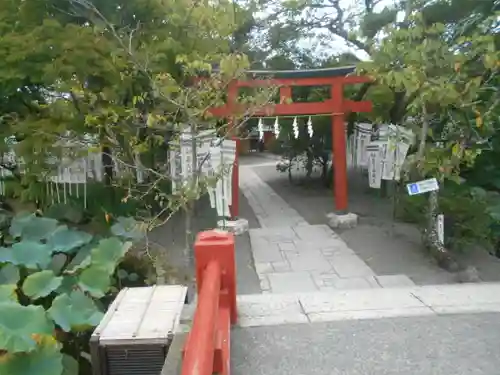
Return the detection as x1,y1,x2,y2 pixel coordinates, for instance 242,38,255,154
326,212,358,229
217,218,249,235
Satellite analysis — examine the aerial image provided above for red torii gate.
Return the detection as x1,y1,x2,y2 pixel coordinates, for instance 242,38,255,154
210,66,372,218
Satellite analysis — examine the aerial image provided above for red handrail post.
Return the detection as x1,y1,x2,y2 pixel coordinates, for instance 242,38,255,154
194,230,237,324
181,261,221,375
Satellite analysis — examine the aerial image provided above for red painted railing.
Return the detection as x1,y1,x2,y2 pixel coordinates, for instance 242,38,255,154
181,230,237,375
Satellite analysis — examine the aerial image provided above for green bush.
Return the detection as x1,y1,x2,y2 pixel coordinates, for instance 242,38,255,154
396,181,495,252
0,212,146,375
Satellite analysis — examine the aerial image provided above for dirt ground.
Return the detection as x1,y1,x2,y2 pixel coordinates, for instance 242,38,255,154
145,191,261,294
248,153,500,284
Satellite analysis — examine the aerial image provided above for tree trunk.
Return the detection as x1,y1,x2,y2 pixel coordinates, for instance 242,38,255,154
419,105,457,270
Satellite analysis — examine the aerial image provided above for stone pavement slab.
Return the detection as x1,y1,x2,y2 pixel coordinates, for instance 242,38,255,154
329,253,376,278
267,272,317,293
232,312,500,375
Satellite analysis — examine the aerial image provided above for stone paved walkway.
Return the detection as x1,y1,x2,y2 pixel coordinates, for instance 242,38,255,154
239,165,415,294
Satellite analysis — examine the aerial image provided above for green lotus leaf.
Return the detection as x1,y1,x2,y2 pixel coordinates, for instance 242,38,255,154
22,271,63,300
55,276,78,295
49,253,68,274
0,264,20,284
8,212,33,238
64,243,93,273
47,226,93,254
47,290,104,333
2,241,52,269
10,214,58,241
77,266,111,298
111,216,146,240
0,303,54,353
0,284,17,301
0,335,64,375
45,203,84,225
62,353,79,375
90,238,132,273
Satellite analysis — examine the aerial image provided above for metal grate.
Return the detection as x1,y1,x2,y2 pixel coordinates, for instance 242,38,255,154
106,345,168,375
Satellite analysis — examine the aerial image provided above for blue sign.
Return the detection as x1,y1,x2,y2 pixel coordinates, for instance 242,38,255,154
407,178,439,196
408,183,419,195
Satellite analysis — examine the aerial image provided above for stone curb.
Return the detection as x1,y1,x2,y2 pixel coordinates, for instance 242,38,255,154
236,283,500,327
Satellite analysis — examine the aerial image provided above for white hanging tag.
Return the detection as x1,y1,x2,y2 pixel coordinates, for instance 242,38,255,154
207,183,216,208
209,145,222,174
222,139,236,165
93,152,103,182
180,132,191,187
209,144,223,217
169,149,178,193
366,142,383,189
224,164,233,203
215,179,224,218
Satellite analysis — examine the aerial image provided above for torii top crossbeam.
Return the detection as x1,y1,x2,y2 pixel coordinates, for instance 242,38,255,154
209,65,373,219
211,66,372,117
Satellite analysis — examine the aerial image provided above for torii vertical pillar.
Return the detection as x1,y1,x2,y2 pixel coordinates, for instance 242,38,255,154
327,82,358,229
331,83,349,213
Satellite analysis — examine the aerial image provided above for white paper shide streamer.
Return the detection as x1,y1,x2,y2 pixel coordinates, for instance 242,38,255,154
292,117,299,139
257,118,264,141
273,117,280,138
307,116,313,138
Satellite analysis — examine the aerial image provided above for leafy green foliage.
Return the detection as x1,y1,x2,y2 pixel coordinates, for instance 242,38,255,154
358,9,499,257
397,182,496,252
0,213,137,374
111,216,147,240
0,0,270,242
359,13,499,179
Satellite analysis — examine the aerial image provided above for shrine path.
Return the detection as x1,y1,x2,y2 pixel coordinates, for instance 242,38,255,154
239,156,417,293
244,153,500,284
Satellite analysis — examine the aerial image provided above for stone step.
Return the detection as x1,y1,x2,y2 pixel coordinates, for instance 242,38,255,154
236,282,500,327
